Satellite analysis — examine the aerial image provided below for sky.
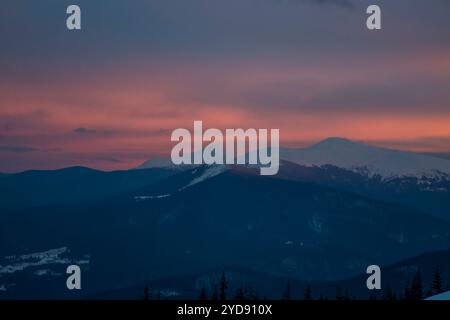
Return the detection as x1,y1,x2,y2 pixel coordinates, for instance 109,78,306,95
0,0,449,172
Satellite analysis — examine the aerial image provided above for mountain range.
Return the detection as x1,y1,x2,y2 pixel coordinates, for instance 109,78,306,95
1,137,449,299
137,137,450,181
137,137,450,220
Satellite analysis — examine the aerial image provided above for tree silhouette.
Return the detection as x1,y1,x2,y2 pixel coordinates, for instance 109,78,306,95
404,282,411,300
409,269,423,300
369,291,378,300
142,286,150,300
219,271,228,301
211,284,219,301
343,290,351,300
336,287,344,300
282,281,292,300
303,285,313,300
234,286,246,300
432,266,444,295
199,286,208,300
244,285,259,300
335,287,351,300
318,293,327,300
382,286,397,300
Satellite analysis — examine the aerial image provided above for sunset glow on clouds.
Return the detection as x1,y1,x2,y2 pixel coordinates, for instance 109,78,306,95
0,0,449,172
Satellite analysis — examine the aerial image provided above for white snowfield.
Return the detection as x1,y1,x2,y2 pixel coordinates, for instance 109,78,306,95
281,137,450,180
426,291,450,300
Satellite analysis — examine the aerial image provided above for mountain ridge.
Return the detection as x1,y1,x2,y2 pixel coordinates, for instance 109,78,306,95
281,137,450,179
136,137,450,180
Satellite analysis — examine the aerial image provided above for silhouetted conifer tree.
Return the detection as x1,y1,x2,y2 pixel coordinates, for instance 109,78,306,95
369,291,378,300
282,281,292,300
382,286,397,300
409,270,424,300
303,285,313,300
234,286,246,300
211,284,219,301
404,283,411,300
432,266,444,295
143,286,150,300
199,287,208,300
245,285,259,300
343,290,350,300
336,287,344,300
219,271,228,301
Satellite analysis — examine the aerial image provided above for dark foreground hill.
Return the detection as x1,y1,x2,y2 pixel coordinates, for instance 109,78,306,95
92,248,450,300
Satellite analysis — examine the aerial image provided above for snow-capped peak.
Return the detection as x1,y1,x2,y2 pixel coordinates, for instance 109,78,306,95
281,137,450,180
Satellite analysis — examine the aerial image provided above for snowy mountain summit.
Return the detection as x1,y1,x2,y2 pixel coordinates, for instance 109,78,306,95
136,137,450,181
281,137,450,180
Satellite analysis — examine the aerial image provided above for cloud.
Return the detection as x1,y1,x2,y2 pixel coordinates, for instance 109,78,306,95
73,128,119,135
95,157,122,163
74,127,97,134
297,0,354,8
364,136,450,153
0,145,38,153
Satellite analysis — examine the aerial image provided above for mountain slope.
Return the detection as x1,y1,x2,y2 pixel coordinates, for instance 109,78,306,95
319,247,450,299
281,138,450,180
273,160,450,221
1,166,450,299
0,166,178,210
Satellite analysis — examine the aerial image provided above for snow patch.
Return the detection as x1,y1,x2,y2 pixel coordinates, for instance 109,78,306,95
308,215,324,234
160,289,181,297
5,247,68,262
33,269,61,276
426,291,450,300
180,165,227,190
34,269,51,276
0,247,89,275
134,194,171,201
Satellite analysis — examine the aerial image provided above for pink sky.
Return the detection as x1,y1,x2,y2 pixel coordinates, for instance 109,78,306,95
1,1,449,172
